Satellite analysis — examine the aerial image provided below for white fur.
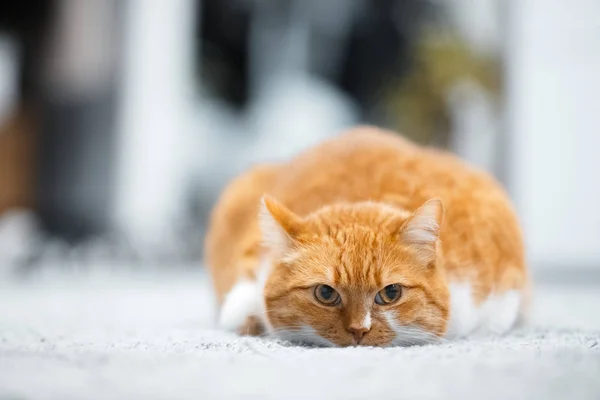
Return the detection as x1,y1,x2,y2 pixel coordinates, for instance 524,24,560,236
476,290,522,335
384,312,441,346
218,280,260,331
446,282,522,338
218,256,273,333
273,325,337,347
362,313,372,330
255,257,274,331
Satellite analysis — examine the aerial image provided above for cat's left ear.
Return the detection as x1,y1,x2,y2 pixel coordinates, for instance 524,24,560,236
259,195,304,255
398,198,444,264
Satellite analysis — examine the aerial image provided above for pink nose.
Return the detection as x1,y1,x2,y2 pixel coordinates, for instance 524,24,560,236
347,326,370,344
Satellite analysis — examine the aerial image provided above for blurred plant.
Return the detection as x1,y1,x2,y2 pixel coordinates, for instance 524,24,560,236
386,28,501,146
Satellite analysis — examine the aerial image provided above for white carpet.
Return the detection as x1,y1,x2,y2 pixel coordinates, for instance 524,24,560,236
1,270,599,400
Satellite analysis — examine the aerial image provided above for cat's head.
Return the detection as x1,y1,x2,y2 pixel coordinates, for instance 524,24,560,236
259,196,450,347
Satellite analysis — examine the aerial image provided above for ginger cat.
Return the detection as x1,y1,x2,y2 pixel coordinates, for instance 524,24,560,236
205,126,528,347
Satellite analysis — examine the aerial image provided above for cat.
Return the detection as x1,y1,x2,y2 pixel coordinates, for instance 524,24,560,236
205,126,529,347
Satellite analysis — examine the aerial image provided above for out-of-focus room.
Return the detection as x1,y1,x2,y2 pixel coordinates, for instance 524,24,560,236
1,0,599,398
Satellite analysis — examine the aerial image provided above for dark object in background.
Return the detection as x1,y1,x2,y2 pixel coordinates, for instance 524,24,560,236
0,108,36,214
1,1,120,241
0,1,54,103
198,0,433,121
198,0,251,108
336,0,433,122
0,2,53,216
37,96,118,240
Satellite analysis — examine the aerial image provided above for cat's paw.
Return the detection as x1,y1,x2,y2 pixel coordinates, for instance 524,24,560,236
219,279,260,331
238,315,265,336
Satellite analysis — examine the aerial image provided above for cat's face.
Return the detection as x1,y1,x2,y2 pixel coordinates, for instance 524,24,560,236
259,197,450,347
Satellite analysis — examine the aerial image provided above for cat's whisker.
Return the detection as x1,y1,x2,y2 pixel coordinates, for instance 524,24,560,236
388,324,450,345
267,329,337,347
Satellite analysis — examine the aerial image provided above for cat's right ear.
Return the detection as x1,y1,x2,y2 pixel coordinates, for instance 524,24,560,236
259,195,303,254
398,197,444,265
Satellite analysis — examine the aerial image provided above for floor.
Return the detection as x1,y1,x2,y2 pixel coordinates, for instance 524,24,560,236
1,270,599,400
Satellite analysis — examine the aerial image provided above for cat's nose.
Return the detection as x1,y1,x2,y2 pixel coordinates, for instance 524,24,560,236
347,326,370,344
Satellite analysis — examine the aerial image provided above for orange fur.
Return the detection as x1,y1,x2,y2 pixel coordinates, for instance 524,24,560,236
205,126,528,346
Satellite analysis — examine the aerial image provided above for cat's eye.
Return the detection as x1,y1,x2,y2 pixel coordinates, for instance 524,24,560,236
375,284,402,305
314,284,341,306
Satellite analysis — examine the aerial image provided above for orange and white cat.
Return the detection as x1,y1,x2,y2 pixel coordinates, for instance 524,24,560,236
205,126,528,347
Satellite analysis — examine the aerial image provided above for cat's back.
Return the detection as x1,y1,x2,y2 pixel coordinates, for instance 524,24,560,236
270,126,505,214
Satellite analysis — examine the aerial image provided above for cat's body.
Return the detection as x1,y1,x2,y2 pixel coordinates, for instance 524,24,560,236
206,126,528,346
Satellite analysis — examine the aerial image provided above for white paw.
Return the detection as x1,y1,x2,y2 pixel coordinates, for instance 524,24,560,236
447,282,522,338
218,280,259,331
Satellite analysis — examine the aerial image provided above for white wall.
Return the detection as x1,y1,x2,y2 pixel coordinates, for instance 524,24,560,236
507,0,600,269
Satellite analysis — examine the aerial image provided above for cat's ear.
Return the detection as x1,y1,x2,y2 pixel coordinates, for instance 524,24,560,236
398,198,444,264
259,195,303,254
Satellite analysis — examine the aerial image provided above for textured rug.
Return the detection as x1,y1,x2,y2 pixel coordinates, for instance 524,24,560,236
1,271,599,400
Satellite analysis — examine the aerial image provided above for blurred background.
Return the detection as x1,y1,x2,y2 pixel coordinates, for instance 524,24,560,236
0,0,599,279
